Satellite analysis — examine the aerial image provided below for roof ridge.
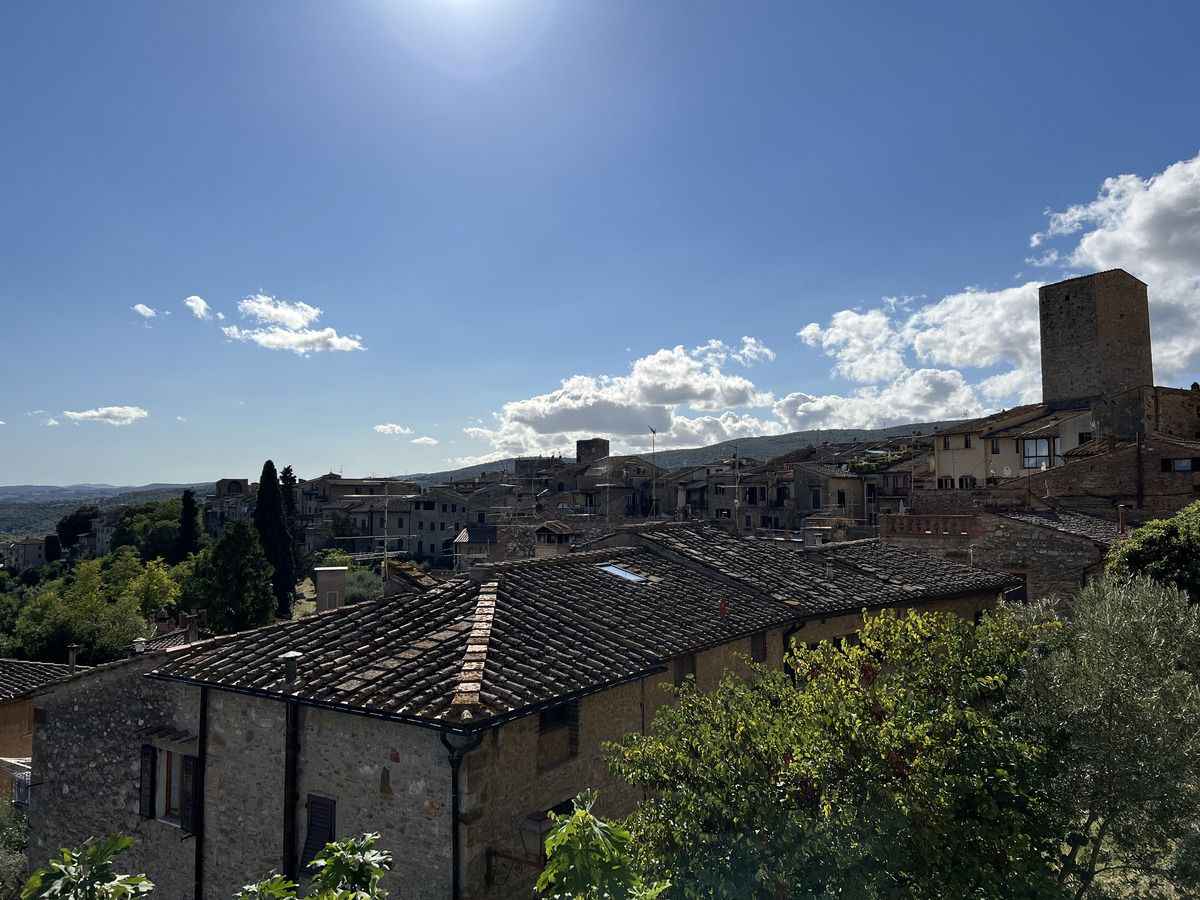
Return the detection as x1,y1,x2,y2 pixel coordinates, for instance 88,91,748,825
449,581,497,720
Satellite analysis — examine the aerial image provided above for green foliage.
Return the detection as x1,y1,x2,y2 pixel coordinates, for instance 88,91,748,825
182,520,274,633
344,569,381,605
56,506,100,550
255,460,296,620
12,558,149,663
538,791,668,900
121,558,181,618
110,501,183,564
609,609,1057,900
21,834,153,900
234,833,393,900
1008,576,1200,898
1106,501,1200,602
44,534,61,564
0,797,28,900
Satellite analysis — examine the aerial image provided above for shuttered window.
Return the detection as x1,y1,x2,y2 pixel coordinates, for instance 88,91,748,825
180,756,199,834
301,796,336,868
139,745,156,819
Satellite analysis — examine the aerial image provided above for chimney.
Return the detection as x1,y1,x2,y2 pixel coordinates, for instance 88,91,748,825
279,650,302,685
825,559,834,580
314,566,349,611
68,644,79,674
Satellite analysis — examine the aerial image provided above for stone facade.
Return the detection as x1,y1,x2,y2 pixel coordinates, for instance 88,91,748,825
1039,269,1153,410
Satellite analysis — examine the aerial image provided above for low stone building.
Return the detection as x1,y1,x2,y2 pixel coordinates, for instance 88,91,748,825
0,660,77,806
27,522,1015,900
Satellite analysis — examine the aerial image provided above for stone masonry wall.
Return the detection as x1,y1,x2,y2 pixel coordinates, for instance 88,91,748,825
28,655,199,900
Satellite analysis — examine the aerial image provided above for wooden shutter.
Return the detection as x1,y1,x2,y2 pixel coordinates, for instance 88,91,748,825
300,796,336,869
139,745,156,819
180,755,199,833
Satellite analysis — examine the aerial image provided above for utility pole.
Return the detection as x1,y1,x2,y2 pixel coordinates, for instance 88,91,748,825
649,426,657,518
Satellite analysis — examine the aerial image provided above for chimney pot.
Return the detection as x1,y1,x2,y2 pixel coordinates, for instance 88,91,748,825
279,650,302,684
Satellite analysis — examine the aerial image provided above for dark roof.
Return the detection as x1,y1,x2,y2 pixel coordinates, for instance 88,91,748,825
0,659,77,702
625,522,1018,617
138,630,194,652
148,522,1015,733
795,462,861,480
938,404,1045,437
992,509,1126,547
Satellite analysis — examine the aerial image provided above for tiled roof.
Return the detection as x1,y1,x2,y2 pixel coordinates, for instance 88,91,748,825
795,462,860,480
0,659,77,702
138,630,194,652
148,522,1016,732
938,404,1045,437
626,522,1018,616
993,509,1127,547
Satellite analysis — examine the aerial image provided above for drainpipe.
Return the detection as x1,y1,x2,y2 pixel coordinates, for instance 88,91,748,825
441,731,485,900
194,686,208,900
282,700,300,882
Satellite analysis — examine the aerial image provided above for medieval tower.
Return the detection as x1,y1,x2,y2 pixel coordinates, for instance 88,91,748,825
1039,268,1154,410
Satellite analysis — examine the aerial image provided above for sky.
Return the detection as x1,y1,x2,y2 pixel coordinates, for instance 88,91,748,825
4,1,1200,486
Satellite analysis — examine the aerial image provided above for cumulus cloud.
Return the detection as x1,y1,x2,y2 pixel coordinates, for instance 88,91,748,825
411,436,439,445
1029,151,1200,383
774,369,985,431
62,406,149,426
44,418,59,427
133,304,157,318
374,423,413,435
0,420,5,426
463,338,780,460
185,296,212,319
222,293,364,355
236,295,323,330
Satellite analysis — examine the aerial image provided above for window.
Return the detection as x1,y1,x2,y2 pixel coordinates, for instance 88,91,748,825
674,654,696,686
442,504,447,513
139,743,198,832
750,632,766,663
958,476,976,489
1078,432,1093,446
1162,458,1200,472
937,477,954,489
419,521,425,530
596,563,647,582
942,436,951,450
745,515,751,528
964,434,973,449
811,489,821,510
1023,438,1051,469
301,796,336,868
440,522,446,531
538,700,579,768
714,484,727,495
715,508,731,518
837,490,846,509
991,439,1001,454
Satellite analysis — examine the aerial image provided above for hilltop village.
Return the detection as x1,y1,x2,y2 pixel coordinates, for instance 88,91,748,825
3,267,1200,898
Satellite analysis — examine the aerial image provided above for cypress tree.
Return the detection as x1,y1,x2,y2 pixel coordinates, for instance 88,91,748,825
173,489,201,565
255,459,295,619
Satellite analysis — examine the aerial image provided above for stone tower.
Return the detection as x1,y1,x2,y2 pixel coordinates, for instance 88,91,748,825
1039,268,1153,410
576,437,610,466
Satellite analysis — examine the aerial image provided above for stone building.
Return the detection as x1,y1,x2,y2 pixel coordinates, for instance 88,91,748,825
0,660,75,806
26,522,1014,900
1039,268,1154,410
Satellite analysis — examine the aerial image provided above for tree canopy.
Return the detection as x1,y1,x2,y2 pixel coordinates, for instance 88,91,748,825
255,460,295,620
1106,501,1200,601
185,520,275,634
609,609,1058,900
55,505,99,549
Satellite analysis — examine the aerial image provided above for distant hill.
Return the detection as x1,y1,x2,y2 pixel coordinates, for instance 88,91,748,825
401,422,954,489
0,483,215,541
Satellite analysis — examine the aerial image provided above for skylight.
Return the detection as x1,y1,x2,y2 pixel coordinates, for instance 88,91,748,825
596,563,647,583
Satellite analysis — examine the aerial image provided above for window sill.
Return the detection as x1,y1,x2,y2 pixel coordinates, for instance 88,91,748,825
156,815,183,829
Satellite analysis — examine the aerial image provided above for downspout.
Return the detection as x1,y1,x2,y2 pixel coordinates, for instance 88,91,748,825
194,686,208,900
441,730,485,900
1136,432,1144,509
282,700,300,882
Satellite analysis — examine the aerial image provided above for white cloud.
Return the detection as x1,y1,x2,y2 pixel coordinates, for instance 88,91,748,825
176,416,187,422
0,420,5,426
464,338,779,459
1030,151,1200,383
774,369,984,431
223,325,364,355
132,304,157,318
62,406,149,426
800,309,906,383
221,293,363,355
411,436,439,445
374,423,413,435
44,418,59,427
237,294,323,330
185,296,212,319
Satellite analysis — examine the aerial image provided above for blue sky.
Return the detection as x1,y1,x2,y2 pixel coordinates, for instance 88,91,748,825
4,1,1200,486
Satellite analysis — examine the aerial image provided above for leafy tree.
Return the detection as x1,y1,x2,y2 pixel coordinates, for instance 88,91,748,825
184,520,274,634
110,500,182,564
234,832,393,900
0,797,27,900
1007,575,1200,898
609,609,1058,900
279,466,312,587
44,534,61,565
56,505,100,550
172,489,201,566
21,833,152,900
255,460,295,620
538,791,668,900
122,558,181,619
344,569,382,605
13,558,148,664
1107,501,1200,601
